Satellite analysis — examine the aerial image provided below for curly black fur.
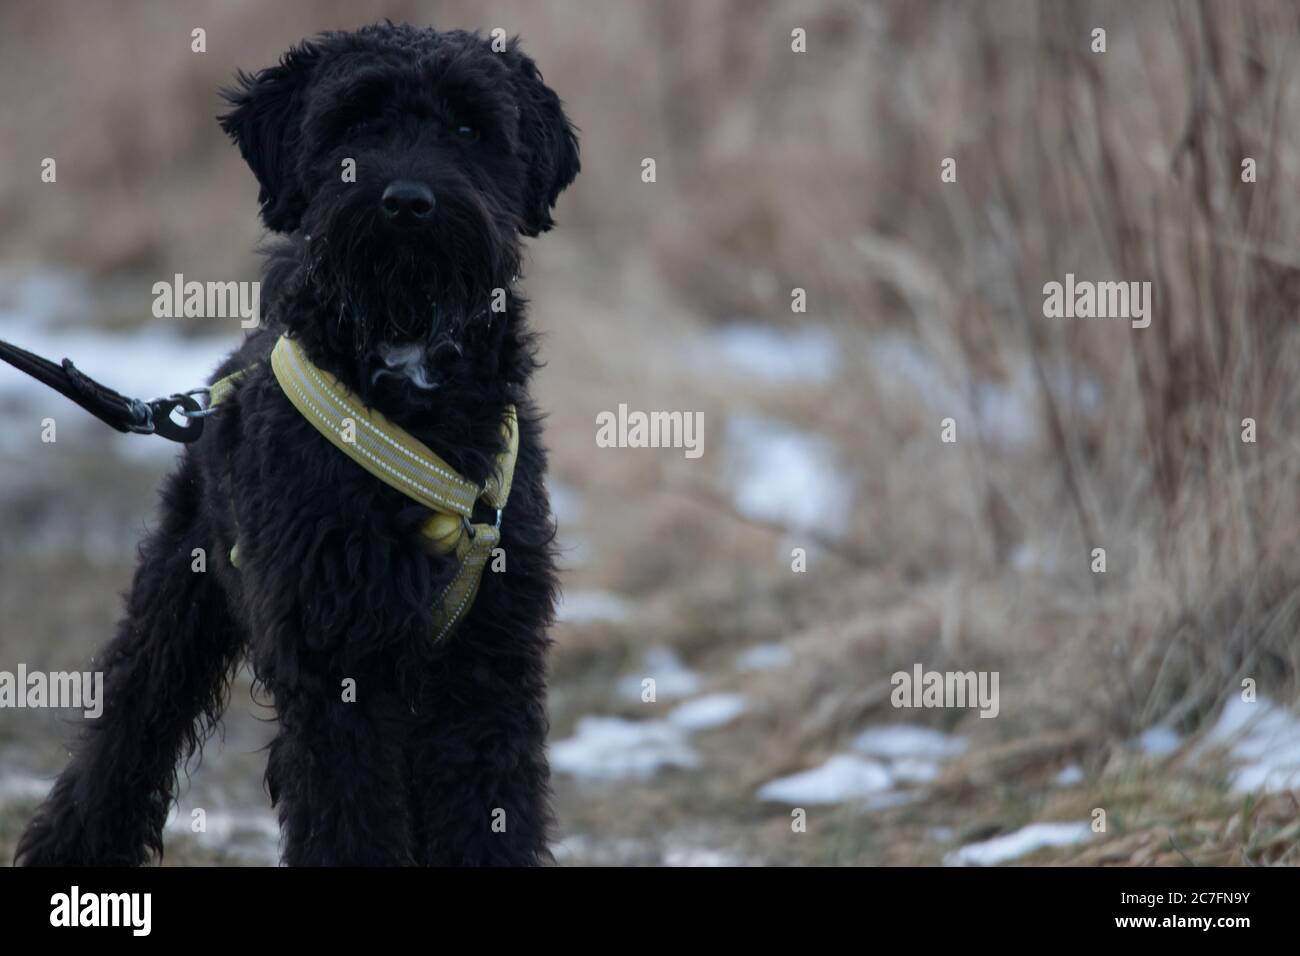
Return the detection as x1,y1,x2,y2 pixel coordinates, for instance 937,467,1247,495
16,23,578,866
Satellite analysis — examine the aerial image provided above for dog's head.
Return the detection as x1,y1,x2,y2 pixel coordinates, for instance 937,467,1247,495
219,25,579,374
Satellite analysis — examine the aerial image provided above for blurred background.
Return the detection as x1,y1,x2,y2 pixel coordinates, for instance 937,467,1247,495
1,0,1299,866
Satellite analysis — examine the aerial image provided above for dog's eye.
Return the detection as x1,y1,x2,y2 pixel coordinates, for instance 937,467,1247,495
455,125,479,141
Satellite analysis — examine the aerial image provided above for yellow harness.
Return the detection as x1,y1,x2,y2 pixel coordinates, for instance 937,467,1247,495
211,335,517,641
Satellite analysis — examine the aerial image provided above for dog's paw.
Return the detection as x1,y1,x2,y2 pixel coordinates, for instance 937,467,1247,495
15,793,153,867
14,811,89,867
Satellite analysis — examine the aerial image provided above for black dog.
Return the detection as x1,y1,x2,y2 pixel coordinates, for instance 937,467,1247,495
16,24,578,866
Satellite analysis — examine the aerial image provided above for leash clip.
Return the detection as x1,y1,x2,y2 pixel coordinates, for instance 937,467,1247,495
143,393,206,443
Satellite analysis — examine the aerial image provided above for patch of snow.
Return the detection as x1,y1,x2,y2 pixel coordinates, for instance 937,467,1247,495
617,647,702,701
852,724,967,760
1011,541,1058,574
725,415,852,532
550,716,699,780
972,378,1035,446
867,336,1037,446
0,772,52,803
164,806,280,864
553,834,747,867
668,693,748,731
556,589,634,625
1133,725,1183,756
554,688,742,783
756,755,892,804
710,323,838,384
1199,696,1300,794
551,834,646,863
944,822,1092,866
1053,764,1085,786
663,845,746,867
757,724,968,807
548,480,583,524
735,643,793,672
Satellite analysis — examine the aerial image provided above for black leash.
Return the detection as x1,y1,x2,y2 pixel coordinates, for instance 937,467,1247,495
0,338,208,443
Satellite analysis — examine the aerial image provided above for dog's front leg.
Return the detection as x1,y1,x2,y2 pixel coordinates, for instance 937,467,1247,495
15,470,245,866
238,515,419,864
264,664,415,866
405,613,554,866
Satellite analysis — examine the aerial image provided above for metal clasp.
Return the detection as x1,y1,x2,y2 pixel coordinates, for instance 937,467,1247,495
178,387,221,419
144,393,206,443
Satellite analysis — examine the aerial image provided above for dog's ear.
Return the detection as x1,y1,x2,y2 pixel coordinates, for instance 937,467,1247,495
218,42,321,233
503,41,580,236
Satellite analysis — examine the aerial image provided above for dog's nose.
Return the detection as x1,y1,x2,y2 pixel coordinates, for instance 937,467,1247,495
381,180,435,225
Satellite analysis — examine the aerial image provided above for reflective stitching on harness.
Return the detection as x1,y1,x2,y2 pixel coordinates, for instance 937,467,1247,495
288,343,480,502
275,359,473,517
